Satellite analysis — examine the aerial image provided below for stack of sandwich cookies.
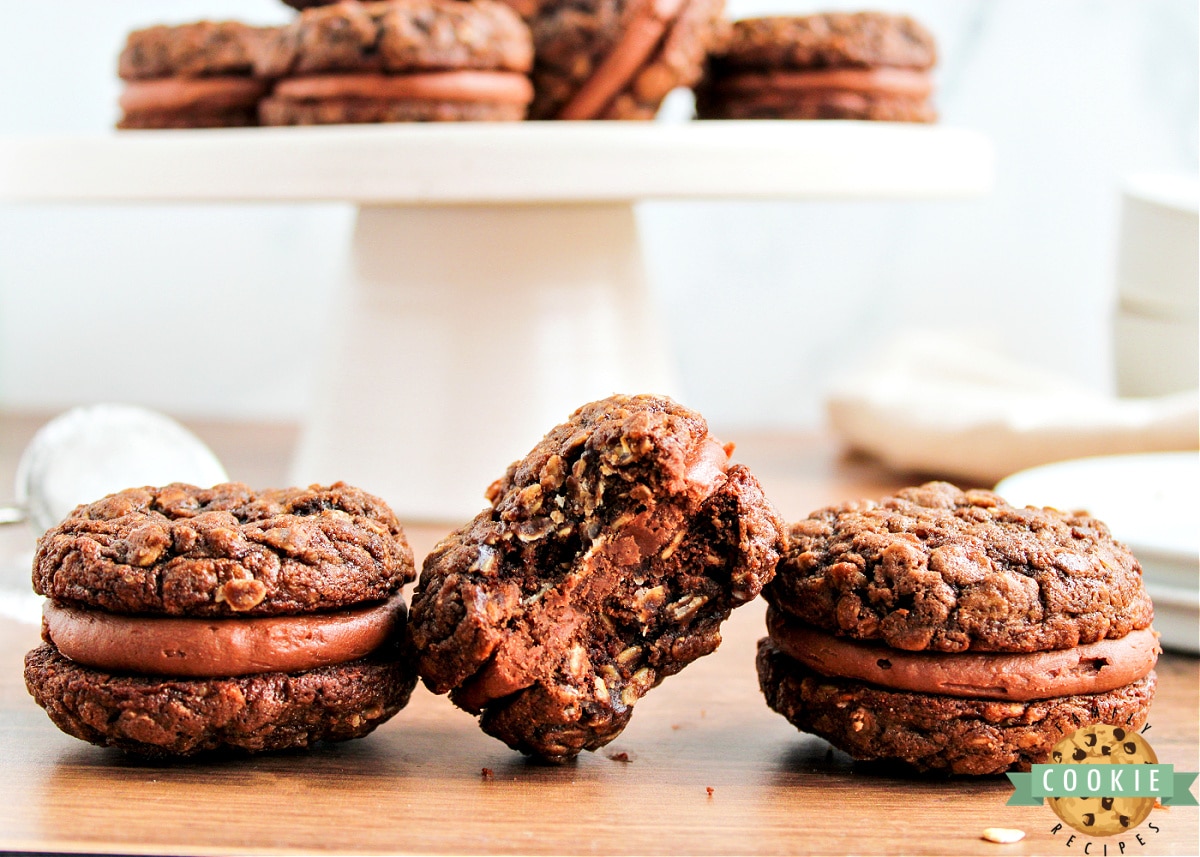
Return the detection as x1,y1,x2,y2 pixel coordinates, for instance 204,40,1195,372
696,11,937,121
410,394,784,761
24,482,418,756
511,0,728,119
256,0,535,124
118,22,275,128
758,482,1158,775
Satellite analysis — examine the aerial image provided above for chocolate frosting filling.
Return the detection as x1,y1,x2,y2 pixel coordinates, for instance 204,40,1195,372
120,77,269,113
273,71,534,105
767,607,1159,701
43,595,405,678
714,67,932,98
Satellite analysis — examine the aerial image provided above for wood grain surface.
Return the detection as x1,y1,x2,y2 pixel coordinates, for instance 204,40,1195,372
1,413,1195,856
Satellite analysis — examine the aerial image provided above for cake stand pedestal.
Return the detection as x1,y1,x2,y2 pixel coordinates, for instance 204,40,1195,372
0,122,993,520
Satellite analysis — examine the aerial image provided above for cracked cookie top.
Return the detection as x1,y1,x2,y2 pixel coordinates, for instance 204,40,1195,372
255,0,534,77
409,393,784,761
712,11,937,72
33,482,414,617
119,21,277,81
767,482,1153,654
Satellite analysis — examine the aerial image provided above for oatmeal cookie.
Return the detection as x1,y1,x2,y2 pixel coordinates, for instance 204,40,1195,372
696,11,937,122
25,481,418,756
410,394,784,761
757,482,1159,774
256,0,535,124
117,21,276,129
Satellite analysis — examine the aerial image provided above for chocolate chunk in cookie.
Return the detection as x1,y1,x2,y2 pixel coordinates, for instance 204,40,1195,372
410,394,784,761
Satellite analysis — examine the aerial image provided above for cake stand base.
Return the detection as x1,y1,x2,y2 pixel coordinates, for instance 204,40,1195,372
289,202,679,521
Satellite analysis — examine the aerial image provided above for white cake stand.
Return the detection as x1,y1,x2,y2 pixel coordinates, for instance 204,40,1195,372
0,122,993,520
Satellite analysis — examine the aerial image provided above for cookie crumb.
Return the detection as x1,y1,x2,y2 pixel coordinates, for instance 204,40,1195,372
481,767,494,780
607,752,631,763
981,828,1024,844
706,786,715,797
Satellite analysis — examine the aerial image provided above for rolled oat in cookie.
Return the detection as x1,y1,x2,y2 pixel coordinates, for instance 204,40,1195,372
409,393,784,762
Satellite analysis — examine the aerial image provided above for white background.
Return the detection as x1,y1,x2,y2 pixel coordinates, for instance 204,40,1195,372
0,0,1196,431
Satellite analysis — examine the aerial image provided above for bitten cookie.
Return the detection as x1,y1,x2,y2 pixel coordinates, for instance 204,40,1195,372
758,482,1159,774
410,394,784,761
504,0,728,119
256,0,535,124
696,11,937,121
117,21,276,129
25,482,418,756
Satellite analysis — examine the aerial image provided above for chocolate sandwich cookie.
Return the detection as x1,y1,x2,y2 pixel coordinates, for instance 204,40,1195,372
256,0,535,124
508,0,728,119
696,11,937,121
758,482,1159,774
118,21,275,129
410,394,784,761
24,482,418,756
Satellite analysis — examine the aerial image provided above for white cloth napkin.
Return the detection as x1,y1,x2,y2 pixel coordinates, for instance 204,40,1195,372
826,334,1199,485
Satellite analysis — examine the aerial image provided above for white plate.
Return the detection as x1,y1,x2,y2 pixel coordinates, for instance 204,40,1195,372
996,452,1199,654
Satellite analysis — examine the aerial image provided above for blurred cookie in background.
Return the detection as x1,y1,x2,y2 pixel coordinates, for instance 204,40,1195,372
697,11,937,121
504,0,729,119
256,0,535,123
117,21,276,128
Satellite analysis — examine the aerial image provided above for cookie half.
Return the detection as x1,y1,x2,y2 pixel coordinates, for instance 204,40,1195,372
697,12,937,121
256,0,535,124
758,482,1159,774
25,482,418,756
410,393,784,761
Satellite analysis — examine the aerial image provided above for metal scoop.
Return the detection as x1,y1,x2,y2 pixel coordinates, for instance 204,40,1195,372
3,403,229,536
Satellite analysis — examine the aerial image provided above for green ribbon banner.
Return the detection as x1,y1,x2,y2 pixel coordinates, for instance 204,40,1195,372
1007,765,1199,806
